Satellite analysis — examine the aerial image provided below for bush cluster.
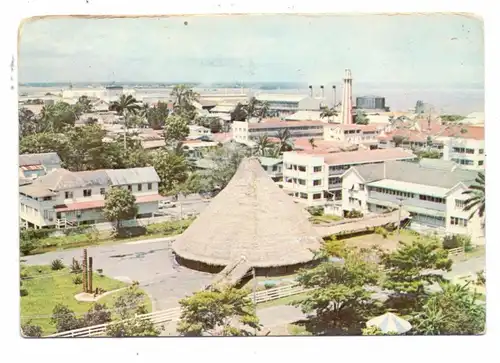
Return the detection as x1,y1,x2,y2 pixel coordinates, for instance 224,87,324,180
442,234,472,251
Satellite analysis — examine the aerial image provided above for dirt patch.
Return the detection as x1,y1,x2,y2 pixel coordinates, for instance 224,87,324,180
341,233,405,252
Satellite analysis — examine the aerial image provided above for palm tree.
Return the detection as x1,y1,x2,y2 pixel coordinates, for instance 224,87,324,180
255,134,272,156
259,101,270,120
242,97,261,121
320,106,338,123
463,172,485,219
109,94,141,117
275,128,293,153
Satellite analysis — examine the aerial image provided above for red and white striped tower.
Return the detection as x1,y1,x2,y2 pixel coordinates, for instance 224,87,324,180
341,69,353,124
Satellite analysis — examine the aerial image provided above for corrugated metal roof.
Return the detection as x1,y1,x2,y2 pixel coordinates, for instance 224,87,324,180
19,152,61,167
353,160,478,189
258,157,283,166
367,179,450,197
105,167,160,185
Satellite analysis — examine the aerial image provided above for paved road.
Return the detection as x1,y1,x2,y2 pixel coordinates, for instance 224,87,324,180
23,237,213,311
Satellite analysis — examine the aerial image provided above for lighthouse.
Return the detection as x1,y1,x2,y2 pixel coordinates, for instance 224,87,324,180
341,69,353,125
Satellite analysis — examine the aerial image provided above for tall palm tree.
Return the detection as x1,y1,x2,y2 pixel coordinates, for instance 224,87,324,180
171,84,199,114
259,101,270,120
275,128,293,153
463,172,485,219
242,97,261,121
109,94,141,116
320,106,338,123
255,134,272,156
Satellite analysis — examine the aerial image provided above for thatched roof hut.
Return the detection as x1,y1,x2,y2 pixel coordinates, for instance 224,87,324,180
172,157,323,274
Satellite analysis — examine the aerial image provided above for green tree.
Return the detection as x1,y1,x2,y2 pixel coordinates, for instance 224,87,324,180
440,115,466,122
392,135,407,147
275,128,293,153
177,287,260,336
354,111,369,125
19,132,70,162
410,282,485,335
51,304,83,333
308,138,317,150
381,239,452,304
103,187,138,230
242,97,262,121
39,102,77,132
171,84,199,121
151,149,190,196
163,115,190,147
230,103,248,122
203,146,249,191
292,250,382,335
415,100,425,114
75,95,93,114
82,303,112,327
21,320,44,337
463,172,485,219
109,94,141,116
18,107,38,138
320,106,338,123
146,101,170,130
106,283,162,337
255,134,272,156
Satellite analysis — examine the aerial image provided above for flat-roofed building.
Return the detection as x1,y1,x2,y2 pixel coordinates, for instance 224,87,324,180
324,123,385,147
232,120,324,144
254,94,325,116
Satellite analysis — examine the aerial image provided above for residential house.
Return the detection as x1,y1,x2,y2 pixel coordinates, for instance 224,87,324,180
19,152,62,181
340,160,483,239
19,167,163,229
282,148,416,206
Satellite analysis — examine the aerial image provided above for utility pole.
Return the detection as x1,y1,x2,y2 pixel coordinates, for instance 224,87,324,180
252,267,257,336
396,197,404,237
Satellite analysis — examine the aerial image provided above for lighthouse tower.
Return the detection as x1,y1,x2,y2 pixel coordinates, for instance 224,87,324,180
341,69,353,125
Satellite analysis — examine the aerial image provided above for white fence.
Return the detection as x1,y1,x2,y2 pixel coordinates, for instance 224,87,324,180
448,247,465,256
47,283,311,338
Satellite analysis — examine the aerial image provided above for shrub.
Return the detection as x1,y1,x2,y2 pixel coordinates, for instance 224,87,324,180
20,228,56,242
346,209,363,219
20,239,38,256
73,275,83,285
476,270,486,286
116,226,147,239
20,288,29,297
442,234,472,250
51,259,65,271
322,236,348,258
70,258,82,274
264,282,276,289
306,206,324,217
21,320,43,338
374,226,388,238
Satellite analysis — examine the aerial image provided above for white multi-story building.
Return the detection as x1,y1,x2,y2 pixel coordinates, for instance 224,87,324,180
258,157,283,183
441,136,485,170
282,148,416,206
254,94,325,116
232,120,324,144
19,167,163,229
340,160,483,239
323,124,384,147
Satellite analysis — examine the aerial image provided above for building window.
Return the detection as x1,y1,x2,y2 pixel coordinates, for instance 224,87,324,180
465,148,474,154
313,193,322,200
479,149,484,154
300,193,308,199
128,185,132,192
42,196,52,201
298,179,306,185
313,166,322,172
313,179,322,186
419,194,445,204
83,189,92,197
148,183,152,190
452,147,465,153
450,217,468,227
455,200,465,209
359,184,365,191
138,184,142,192
286,164,292,170
65,191,73,199
262,165,268,171
100,188,106,195
478,160,484,166
298,165,306,172
272,165,278,172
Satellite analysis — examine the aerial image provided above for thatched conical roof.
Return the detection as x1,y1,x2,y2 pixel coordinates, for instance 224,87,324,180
172,157,323,268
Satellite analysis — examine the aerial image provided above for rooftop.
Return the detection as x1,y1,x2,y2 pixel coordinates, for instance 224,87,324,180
19,152,61,167
313,148,415,166
255,93,309,103
351,160,478,189
248,120,325,130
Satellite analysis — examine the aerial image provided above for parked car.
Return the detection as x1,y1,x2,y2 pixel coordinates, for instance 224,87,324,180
159,200,176,209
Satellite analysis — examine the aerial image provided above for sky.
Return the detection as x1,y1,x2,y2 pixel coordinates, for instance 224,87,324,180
18,14,484,86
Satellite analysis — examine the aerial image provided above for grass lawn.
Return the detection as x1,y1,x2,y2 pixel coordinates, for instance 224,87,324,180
452,245,485,262
256,292,310,309
309,215,343,224
287,323,312,336
337,229,421,252
20,265,152,335
28,218,194,255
